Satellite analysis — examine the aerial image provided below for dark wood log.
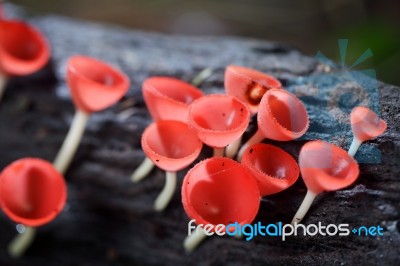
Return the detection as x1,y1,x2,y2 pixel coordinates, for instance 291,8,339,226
0,4,399,266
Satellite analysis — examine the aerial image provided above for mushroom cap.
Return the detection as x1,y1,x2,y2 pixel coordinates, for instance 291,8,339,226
225,65,281,114
0,20,50,76
241,143,299,196
141,120,203,172
142,76,204,122
0,158,67,227
182,157,260,231
66,55,130,113
350,106,387,142
187,94,250,148
299,140,359,194
258,89,309,141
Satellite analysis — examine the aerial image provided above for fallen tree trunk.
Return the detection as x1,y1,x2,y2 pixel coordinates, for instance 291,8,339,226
0,4,399,266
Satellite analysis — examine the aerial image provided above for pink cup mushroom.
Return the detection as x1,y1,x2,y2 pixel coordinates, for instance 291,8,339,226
225,65,282,114
224,65,281,158
142,76,204,122
0,16,50,102
0,158,67,257
53,55,129,174
187,94,250,157
348,106,387,157
141,120,202,211
291,140,359,224
241,143,299,196
182,157,260,251
237,88,309,160
131,76,204,182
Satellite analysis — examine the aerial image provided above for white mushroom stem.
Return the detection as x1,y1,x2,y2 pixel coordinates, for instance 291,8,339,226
291,190,318,225
53,109,89,174
0,72,7,103
184,227,208,252
8,226,36,258
131,157,155,182
348,137,362,157
225,137,242,158
191,67,213,87
213,147,225,157
237,129,264,161
154,171,177,211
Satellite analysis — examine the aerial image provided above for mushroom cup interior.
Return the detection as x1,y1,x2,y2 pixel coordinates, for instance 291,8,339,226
266,91,308,133
185,158,259,226
146,77,203,105
228,65,281,89
146,121,200,160
246,144,298,180
0,21,44,61
351,106,387,140
68,56,125,87
0,162,65,223
299,141,359,191
190,95,248,132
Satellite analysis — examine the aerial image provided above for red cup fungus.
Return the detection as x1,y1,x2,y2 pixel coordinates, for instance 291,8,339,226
182,157,260,251
224,65,281,114
348,106,387,157
187,94,250,157
53,55,130,174
291,140,359,224
241,143,299,196
238,88,309,160
142,76,204,122
0,19,50,101
141,120,203,211
67,55,130,114
0,158,67,257
224,65,282,158
0,158,67,226
142,120,203,172
132,77,204,182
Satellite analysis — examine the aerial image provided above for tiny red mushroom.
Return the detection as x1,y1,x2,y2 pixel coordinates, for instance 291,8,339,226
0,16,50,102
141,120,203,211
131,76,204,182
182,157,260,251
187,94,250,157
142,76,204,122
291,140,359,224
238,88,309,160
0,158,67,257
241,143,299,196
224,65,281,158
225,65,282,114
348,106,387,157
53,55,130,174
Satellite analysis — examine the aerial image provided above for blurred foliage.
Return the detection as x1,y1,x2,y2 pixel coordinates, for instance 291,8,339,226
324,20,400,82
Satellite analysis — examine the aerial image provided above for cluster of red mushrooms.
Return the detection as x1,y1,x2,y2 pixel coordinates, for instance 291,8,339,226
0,4,388,257
134,67,387,251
